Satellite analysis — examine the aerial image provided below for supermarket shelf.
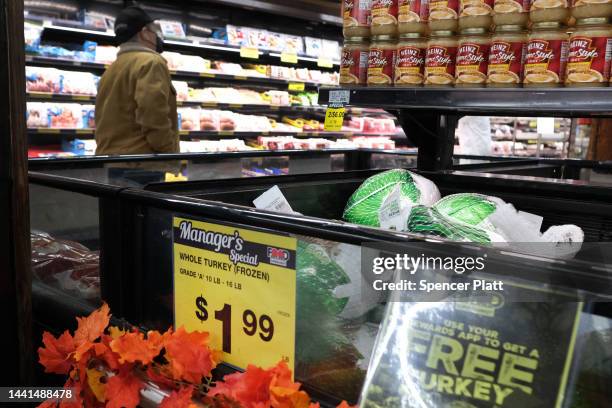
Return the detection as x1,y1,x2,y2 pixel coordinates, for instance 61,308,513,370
39,23,340,68
318,87,612,117
26,92,391,116
28,128,390,139
25,55,333,90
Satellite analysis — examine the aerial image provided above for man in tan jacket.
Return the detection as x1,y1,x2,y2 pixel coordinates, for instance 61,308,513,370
95,6,179,155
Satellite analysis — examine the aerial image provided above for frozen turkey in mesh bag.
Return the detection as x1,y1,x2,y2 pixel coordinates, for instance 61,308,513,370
433,193,584,259
342,169,441,228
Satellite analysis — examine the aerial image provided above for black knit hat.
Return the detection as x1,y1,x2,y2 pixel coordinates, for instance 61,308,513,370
114,6,154,44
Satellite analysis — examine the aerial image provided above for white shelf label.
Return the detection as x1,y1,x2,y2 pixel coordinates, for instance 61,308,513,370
328,90,350,106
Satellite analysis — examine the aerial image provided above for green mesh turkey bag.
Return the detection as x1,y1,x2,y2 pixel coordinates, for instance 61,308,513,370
296,240,359,363
343,169,440,227
407,205,503,244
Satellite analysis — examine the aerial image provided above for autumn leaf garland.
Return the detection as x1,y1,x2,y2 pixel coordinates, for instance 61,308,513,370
38,303,357,408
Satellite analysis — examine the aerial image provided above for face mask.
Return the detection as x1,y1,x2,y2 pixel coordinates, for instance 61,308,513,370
155,34,164,53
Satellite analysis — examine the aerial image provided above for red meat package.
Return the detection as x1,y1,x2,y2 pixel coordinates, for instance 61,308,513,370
31,231,100,300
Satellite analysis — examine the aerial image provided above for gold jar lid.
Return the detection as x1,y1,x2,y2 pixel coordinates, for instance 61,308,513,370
399,32,423,39
430,30,454,37
576,17,610,26
344,36,370,44
460,27,489,35
372,35,397,41
495,24,525,32
532,21,563,29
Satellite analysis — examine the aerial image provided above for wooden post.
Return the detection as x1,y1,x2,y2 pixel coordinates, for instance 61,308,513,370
0,0,32,384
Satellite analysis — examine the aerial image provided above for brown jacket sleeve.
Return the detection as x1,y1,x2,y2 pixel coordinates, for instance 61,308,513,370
134,59,177,153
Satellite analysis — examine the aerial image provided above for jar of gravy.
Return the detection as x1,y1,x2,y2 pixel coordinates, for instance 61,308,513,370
341,37,371,85
368,35,398,85
395,33,428,85
487,25,528,86
458,0,493,30
572,0,612,20
456,27,491,86
429,0,459,32
425,30,458,85
523,22,570,87
398,0,429,34
566,18,612,86
343,0,372,38
371,0,400,36
493,0,529,26
530,0,570,23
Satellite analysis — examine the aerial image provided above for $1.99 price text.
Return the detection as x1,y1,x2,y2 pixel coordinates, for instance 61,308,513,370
195,295,275,354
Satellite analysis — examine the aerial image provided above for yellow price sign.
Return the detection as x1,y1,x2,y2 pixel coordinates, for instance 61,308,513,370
288,82,305,92
317,57,334,68
240,46,259,59
173,217,297,371
324,107,346,131
281,52,298,64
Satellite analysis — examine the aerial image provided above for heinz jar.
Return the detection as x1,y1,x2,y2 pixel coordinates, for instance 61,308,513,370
425,30,458,85
487,24,528,86
395,32,428,85
368,35,398,85
523,21,569,87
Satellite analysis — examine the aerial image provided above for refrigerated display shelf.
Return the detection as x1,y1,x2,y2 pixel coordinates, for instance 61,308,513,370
25,55,333,90
37,22,340,68
26,92,391,116
27,128,371,139
319,87,612,117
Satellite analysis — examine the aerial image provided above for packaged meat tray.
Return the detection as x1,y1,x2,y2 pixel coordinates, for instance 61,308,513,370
26,67,62,93
31,231,100,301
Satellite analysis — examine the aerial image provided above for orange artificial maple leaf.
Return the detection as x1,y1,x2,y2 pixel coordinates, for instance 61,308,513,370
38,330,76,375
270,386,311,408
105,367,143,408
110,331,163,365
74,303,111,346
59,378,85,408
336,401,358,408
209,364,272,408
164,326,220,383
309,403,320,408
159,386,197,408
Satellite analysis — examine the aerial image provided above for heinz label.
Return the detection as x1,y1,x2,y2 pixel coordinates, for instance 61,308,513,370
524,39,569,84
566,36,612,84
488,40,526,84
399,0,429,22
456,42,490,84
395,45,426,84
368,47,397,85
344,0,372,27
425,45,457,85
341,48,369,85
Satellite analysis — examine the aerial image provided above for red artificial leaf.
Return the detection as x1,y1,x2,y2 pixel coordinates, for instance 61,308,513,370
105,367,144,408
159,386,195,408
209,364,273,408
336,401,358,408
110,331,163,365
38,330,75,375
37,400,58,408
164,326,220,383
74,303,111,346
210,361,311,408
309,403,321,408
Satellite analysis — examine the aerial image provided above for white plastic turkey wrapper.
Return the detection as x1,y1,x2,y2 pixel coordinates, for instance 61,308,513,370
253,185,299,215
378,184,413,232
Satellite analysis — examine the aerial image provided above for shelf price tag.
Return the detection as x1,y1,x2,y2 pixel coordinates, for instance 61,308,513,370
288,82,305,92
173,217,297,372
240,46,259,60
317,57,334,68
324,90,350,131
281,52,298,64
